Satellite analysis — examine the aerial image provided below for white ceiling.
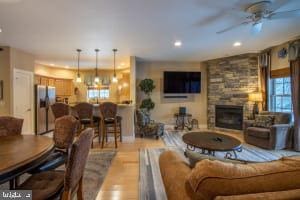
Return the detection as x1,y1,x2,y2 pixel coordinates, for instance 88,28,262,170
0,0,300,69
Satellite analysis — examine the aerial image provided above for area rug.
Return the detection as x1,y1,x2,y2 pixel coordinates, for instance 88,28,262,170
0,150,116,200
139,129,300,199
163,129,300,162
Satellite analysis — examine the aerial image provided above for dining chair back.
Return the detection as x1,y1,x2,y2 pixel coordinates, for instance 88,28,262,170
29,115,78,174
51,103,70,119
62,128,94,199
17,128,94,200
0,116,23,136
54,115,78,150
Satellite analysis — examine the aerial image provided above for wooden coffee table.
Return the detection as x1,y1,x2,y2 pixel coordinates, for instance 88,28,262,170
182,131,242,159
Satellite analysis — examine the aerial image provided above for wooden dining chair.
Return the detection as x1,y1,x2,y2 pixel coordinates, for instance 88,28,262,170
74,102,100,147
100,102,122,148
0,116,24,188
29,115,78,174
51,102,70,119
17,128,94,200
0,116,23,136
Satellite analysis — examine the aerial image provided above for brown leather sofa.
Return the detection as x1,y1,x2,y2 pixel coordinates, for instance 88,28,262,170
159,151,300,200
243,111,292,150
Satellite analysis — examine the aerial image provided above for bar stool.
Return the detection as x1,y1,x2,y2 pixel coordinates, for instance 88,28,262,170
73,102,100,147
100,102,122,148
51,102,70,119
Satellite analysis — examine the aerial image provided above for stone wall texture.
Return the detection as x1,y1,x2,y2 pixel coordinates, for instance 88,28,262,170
207,54,259,129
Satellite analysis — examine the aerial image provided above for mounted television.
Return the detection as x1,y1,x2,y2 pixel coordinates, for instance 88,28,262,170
163,71,201,94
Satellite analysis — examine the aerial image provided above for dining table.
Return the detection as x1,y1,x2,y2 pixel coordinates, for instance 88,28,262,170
0,135,54,186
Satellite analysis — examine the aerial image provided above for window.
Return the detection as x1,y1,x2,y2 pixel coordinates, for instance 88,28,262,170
87,88,109,99
270,77,292,112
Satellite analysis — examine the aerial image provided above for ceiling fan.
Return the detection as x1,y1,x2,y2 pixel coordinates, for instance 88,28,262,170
216,0,300,34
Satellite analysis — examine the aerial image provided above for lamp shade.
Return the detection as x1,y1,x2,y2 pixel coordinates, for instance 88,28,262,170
249,92,263,102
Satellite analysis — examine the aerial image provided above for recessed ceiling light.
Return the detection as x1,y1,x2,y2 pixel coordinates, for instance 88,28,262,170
0,28,2,33
174,40,182,47
233,42,242,47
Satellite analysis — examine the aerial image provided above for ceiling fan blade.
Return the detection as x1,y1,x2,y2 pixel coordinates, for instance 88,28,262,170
216,21,251,34
268,0,290,12
269,9,300,19
251,22,263,35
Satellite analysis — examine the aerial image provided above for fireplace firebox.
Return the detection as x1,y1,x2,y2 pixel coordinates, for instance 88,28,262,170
215,105,243,130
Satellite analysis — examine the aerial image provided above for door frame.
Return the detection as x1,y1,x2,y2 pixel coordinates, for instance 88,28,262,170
13,69,34,135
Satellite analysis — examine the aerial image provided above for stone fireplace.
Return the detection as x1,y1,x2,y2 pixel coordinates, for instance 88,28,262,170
206,54,259,130
215,105,243,130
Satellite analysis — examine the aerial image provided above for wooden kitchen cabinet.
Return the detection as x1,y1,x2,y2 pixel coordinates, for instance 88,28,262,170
35,75,73,96
48,78,55,86
55,79,64,96
63,80,73,96
55,79,73,96
34,76,41,85
40,77,48,86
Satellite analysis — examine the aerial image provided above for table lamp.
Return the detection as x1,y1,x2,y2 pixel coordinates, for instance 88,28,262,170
249,92,263,117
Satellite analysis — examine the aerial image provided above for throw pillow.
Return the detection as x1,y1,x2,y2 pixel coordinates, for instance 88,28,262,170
253,115,275,128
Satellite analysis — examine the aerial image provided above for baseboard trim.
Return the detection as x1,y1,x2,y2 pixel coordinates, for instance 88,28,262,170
165,124,208,129
104,135,135,142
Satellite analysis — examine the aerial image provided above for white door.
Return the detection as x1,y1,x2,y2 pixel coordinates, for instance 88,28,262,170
14,69,34,135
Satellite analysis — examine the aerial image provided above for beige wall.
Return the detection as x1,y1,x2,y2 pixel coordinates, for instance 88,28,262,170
0,47,35,115
0,47,12,115
136,61,207,127
10,48,35,72
271,42,289,70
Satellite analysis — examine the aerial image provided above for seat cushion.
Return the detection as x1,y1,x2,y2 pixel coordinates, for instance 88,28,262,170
80,118,92,125
247,127,270,139
188,157,300,200
17,171,64,200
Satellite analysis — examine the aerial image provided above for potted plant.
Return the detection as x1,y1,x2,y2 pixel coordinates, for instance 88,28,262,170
139,79,155,111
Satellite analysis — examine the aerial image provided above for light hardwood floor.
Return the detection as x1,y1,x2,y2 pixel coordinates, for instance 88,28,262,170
93,130,243,200
94,138,165,200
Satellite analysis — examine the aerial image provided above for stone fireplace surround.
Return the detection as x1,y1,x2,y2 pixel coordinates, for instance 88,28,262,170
206,54,259,130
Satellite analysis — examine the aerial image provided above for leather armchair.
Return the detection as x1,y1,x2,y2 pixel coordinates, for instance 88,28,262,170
243,111,292,150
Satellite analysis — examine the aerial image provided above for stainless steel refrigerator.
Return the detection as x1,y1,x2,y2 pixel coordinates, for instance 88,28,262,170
35,85,56,135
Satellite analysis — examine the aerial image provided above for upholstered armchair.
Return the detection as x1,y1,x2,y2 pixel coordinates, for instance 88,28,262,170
243,111,292,150
135,109,164,139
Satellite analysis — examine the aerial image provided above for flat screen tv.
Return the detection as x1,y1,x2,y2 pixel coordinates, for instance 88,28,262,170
163,71,201,93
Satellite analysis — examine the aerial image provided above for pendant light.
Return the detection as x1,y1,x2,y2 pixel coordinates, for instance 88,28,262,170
76,49,82,83
94,49,100,83
112,49,118,83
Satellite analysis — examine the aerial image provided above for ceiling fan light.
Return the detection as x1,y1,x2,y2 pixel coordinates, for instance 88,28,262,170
251,22,263,35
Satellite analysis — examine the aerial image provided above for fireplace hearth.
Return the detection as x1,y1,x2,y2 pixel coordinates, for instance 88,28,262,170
215,105,243,130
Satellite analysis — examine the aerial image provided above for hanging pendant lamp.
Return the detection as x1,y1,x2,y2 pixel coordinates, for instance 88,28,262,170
94,49,100,83
112,49,118,83
76,49,82,83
